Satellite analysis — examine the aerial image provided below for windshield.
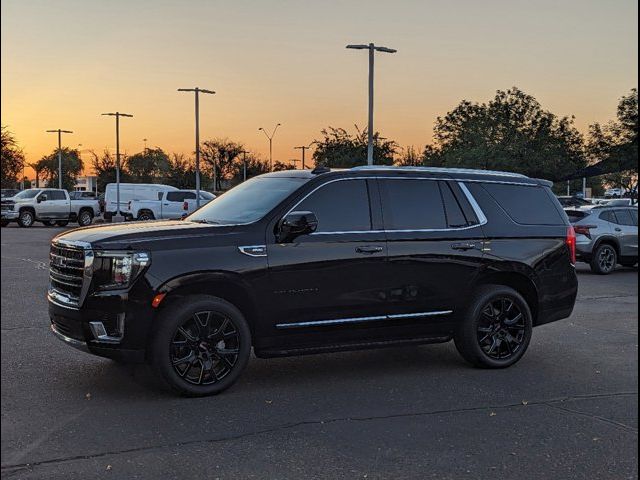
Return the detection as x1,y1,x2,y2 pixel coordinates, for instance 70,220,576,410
187,176,308,225
13,189,41,199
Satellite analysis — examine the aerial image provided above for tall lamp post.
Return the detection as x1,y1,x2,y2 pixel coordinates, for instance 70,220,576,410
101,112,133,221
346,42,397,165
294,145,312,169
240,150,249,181
258,123,281,171
46,129,73,188
178,87,215,207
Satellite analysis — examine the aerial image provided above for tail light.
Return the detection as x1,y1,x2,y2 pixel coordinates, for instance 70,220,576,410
566,226,576,265
573,224,597,239
183,201,189,211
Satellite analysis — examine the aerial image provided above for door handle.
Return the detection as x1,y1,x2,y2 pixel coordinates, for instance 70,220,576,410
615,228,622,232
451,242,477,251
356,245,383,254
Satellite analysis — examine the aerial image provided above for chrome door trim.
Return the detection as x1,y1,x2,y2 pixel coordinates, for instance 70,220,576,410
238,245,268,257
275,310,453,329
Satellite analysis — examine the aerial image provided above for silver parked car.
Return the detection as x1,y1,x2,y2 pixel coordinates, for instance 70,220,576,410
566,207,638,274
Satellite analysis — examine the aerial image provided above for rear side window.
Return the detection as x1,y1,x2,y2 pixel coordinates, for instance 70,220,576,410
613,209,635,226
380,179,446,230
566,210,589,223
599,210,616,223
630,209,638,226
481,183,564,225
296,179,371,232
439,182,468,228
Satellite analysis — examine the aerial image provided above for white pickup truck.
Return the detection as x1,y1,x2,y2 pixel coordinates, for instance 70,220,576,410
126,190,215,221
1,188,101,228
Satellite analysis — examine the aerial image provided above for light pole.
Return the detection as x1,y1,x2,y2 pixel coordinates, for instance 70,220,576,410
178,87,215,207
101,112,133,220
258,123,281,171
294,145,311,169
46,129,73,188
346,43,397,165
240,150,249,181
143,138,148,152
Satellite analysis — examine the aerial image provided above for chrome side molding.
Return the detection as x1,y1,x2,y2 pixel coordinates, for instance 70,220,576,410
275,310,453,329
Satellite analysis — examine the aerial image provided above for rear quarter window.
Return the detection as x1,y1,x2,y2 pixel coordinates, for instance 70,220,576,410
481,183,565,225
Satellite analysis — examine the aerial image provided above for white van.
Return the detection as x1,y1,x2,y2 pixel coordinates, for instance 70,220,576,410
104,183,178,219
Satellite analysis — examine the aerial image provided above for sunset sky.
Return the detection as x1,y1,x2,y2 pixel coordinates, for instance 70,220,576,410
1,0,638,177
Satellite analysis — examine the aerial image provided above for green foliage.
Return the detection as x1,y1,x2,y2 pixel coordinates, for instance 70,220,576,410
201,139,246,191
421,88,586,181
91,150,131,193
126,148,171,183
229,153,269,181
272,160,295,171
1,126,25,188
312,125,398,168
35,147,83,191
396,146,421,166
587,88,638,200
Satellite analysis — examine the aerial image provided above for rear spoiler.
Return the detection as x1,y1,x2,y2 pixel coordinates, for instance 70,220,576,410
534,178,554,188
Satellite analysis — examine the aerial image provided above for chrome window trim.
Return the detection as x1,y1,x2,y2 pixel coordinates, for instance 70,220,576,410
275,310,453,329
284,176,489,235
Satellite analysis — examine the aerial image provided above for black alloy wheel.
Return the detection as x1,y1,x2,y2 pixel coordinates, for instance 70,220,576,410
152,295,251,396
476,297,526,360
454,285,533,368
170,311,241,385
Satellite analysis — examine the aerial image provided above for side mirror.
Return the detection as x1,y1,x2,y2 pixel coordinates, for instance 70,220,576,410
277,211,318,242
37,195,47,203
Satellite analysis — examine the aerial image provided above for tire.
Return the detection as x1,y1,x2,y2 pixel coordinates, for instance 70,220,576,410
1,220,9,227
17,210,34,228
55,220,69,227
137,210,155,221
151,295,252,396
454,285,533,369
77,210,93,227
590,243,617,275
43,220,57,227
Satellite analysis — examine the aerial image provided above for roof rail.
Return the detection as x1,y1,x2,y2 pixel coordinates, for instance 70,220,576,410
350,165,528,178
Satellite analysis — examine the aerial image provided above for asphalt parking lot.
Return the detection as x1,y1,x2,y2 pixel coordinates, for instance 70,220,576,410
1,224,637,480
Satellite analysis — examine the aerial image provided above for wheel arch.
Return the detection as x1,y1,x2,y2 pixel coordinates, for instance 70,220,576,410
593,235,621,256
154,271,259,337
473,270,540,325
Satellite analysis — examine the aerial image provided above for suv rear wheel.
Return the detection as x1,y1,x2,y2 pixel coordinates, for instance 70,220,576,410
454,285,533,368
151,295,251,396
590,243,617,275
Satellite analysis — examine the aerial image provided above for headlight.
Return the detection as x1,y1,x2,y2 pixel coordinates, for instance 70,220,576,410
93,251,150,290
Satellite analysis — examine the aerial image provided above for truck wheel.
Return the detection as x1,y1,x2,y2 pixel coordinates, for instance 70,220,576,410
55,220,69,227
17,210,34,228
138,210,155,221
590,244,617,275
151,295,252,397
454,285,533,369
78,210,93,226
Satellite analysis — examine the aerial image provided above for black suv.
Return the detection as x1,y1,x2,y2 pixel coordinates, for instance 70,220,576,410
48,167,578,396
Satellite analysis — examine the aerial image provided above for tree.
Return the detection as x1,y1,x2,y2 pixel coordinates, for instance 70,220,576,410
229,153,269,181
91,149,131,193
396,146,421,166
126,147,171,183
201,139,245,191
312,125,398,168
272,160,296,171
35,148,83,191
1,126,25,188
587,88,638,202
421,88,586,181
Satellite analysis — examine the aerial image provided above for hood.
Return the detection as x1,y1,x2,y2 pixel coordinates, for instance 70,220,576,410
54,220,240,249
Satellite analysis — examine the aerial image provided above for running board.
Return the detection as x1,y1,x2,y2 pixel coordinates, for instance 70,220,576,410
254,335,452,359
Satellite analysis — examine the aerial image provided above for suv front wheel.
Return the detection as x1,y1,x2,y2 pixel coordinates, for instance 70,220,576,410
454,285,533,368
151,295,252,396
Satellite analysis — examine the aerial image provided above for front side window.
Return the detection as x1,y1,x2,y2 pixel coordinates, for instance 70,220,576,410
296,179,371,232
381,179,446,230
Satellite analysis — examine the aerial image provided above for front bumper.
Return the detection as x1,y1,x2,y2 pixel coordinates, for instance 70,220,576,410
1,211,18,220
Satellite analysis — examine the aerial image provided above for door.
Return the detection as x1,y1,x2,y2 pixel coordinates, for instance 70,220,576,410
265,178,388,346
380,178,485,334
163,191,194,218
49,190,69,219
612,208,638,257
36,190,61,219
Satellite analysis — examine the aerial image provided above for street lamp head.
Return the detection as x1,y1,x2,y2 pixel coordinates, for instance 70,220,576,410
375,46,397,53
258,127,264,131
346,44,369,50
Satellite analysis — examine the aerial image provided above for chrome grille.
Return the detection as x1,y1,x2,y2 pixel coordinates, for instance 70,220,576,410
49,243,86,306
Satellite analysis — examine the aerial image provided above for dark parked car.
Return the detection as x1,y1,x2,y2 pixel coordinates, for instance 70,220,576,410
48,167,578,396
567,207,638,274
